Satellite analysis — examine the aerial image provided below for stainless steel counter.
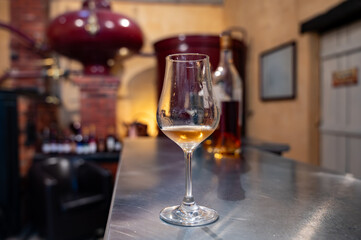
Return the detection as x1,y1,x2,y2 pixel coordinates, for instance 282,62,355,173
104,138,361,240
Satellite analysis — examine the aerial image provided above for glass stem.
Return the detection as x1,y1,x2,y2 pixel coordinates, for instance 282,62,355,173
183,150,194,205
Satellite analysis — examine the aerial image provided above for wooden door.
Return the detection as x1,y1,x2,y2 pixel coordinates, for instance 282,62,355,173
320,20,361,178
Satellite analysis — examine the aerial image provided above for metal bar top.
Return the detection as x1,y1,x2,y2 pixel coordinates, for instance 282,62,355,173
105,138,361,240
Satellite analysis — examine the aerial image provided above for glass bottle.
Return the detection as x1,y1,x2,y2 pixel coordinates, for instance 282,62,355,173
89,124,98,154
82,126,90,154
97,135,105,153
57,130,65,155
41,127,51,154
106,126,116,152
72,122,83,155
211,33,243,157
49,124,59,154
63,129,72,154
114,133,122,152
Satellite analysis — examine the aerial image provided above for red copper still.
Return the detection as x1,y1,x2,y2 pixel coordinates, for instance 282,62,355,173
46,0,143,75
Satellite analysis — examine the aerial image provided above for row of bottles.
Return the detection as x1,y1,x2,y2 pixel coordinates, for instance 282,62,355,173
41,122,121,155
206,31,243,157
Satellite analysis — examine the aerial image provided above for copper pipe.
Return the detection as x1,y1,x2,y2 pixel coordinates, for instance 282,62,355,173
0,21,49,54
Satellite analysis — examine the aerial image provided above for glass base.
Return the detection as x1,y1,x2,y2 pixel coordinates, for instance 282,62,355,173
160,203,219,226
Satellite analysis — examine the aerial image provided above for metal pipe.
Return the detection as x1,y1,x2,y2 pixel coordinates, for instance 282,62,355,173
0,21,49,54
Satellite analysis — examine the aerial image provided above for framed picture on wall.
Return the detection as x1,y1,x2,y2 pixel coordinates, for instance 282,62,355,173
260,42,296,101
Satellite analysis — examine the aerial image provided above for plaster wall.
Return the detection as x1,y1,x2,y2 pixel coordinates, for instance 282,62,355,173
0,0,10,88
224,0,343,163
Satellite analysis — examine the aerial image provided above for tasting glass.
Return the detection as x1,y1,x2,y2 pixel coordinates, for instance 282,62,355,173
157,53,220,226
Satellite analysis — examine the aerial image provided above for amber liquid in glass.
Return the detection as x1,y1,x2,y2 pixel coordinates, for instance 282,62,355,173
162,125,214,151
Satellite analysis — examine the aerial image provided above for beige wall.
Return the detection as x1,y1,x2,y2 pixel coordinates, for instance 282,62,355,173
0,0,10,88
224,0,343,163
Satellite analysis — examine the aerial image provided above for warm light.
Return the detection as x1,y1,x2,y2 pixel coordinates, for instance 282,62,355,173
43,58,55,66
119,47,129,57
47,68,63,79
105,20,114,29
119,19,130,27
107,59,115,66
179,43,188,52
75,19,84,27
45,96,60,105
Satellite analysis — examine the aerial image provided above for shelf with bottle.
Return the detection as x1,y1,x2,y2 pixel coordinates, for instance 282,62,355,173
39,122,122,156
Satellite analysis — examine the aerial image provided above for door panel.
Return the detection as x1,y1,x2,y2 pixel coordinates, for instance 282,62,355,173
321,134,346,174
348,138,361,178
320,20,361,179
347,52,361,129
320,58,346,129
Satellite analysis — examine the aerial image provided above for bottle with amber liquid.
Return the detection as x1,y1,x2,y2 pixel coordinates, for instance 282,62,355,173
211,33,243,156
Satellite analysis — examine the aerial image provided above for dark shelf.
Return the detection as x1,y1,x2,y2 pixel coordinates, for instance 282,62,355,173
33,152,120,163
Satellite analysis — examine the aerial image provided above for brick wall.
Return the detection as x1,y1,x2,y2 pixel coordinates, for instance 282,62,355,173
74,75,120,139
10,0,121,176
10,0,52,176
10,0,48,89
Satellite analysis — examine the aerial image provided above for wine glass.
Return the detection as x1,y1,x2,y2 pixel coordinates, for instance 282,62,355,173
157,53,220,226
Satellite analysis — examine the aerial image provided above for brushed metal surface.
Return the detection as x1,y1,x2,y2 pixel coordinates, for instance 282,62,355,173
105,138,361,240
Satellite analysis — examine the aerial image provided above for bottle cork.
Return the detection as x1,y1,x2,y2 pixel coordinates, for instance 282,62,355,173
220,34,232,50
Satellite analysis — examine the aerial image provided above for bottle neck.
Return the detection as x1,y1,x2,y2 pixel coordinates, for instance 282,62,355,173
219,48,234,67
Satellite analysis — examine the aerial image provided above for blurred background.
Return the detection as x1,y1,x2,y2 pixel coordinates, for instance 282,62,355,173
1,0,360,239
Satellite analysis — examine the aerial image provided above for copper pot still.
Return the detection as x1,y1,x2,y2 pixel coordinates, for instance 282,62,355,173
47,0,143,75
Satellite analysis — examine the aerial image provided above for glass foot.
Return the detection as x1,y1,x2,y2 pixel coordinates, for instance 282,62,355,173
160,203,219,226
